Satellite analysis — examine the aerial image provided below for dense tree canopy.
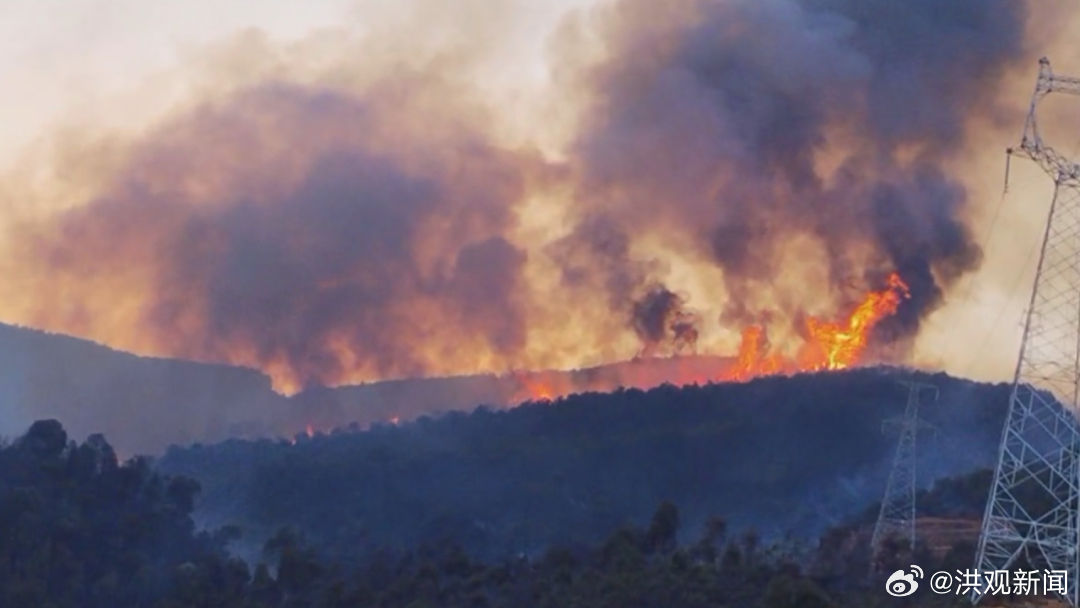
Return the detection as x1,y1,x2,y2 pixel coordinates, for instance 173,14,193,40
160,368,1009,562
0,420,237,607
0,369,1018,606
0,419,990,607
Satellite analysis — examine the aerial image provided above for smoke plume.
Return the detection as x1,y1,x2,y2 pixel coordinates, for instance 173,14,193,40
561,0,1027,343
0,0,1062,393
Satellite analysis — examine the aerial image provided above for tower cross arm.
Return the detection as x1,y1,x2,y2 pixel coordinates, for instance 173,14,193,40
1011,143,1080,185
1011,58,1080,185
1037,57,1080,97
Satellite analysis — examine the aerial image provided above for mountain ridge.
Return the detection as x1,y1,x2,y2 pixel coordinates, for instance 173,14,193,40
0,320,742,453
158,368,1011,563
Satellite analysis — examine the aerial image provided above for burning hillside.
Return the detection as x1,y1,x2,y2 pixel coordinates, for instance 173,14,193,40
0,0,1056,399
509,272,910,402
289,272,913,438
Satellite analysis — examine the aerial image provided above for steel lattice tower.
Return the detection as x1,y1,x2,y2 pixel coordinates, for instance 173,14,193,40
870,381,937,567
974,58,1080,607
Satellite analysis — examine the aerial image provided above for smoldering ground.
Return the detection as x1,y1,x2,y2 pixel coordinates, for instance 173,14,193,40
0,0,1067,404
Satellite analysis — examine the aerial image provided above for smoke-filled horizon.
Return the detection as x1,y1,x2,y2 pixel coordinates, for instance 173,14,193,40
0,0,1072,394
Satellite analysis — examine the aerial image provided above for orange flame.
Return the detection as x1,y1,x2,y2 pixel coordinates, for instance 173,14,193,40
725,325,784,382
278,272,909,439
511,273,911,402
798,273,911,371
721,272,910,380
510,373,562,403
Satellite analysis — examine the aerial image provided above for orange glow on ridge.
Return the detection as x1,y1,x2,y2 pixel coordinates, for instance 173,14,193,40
510,273,911,402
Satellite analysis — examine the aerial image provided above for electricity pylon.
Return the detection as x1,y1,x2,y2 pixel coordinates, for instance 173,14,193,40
974,57,1080,607
870,381,937,568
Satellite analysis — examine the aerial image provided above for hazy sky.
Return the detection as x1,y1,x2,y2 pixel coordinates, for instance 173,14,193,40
0,0,584,165
1,0,1079,388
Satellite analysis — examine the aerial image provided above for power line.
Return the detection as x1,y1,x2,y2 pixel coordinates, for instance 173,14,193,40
958,188,1008,306
961,238,1038,378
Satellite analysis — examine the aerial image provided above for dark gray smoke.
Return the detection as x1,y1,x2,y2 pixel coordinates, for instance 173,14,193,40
0,0,1060,397
547,213,701,355
631,285,700,354
566,0,1030,342
6,79,543,390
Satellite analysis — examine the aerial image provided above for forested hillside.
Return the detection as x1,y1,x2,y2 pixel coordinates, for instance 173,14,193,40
159,368,1010,564
0,416,989,607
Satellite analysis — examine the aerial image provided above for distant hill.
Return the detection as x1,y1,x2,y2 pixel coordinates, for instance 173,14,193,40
158,367,1011,563
0,323,289,454
0,320,739,454
289,355,735,433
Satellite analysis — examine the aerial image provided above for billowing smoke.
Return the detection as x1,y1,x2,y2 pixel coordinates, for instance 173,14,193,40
5,77,544,390
563,0,1023,345
631,286,700,355
545,213,700,356
0,0,1061,394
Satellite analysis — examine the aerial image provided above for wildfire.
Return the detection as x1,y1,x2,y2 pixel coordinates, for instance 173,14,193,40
525,382,554,402
288,417,400,443
290,422,316,444
727,272,911,380
510,373,563,404
725,325,784,382
512,273,911,401
277,275,910,429
800,273,911,371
